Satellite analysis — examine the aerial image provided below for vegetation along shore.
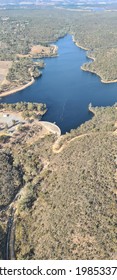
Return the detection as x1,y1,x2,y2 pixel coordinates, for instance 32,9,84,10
1,10,117,99
0,8,117,260
0,43,57,98
72,36,117,84
0,103,117,259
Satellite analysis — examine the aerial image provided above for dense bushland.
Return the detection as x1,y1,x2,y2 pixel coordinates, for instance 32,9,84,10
1,106,116,259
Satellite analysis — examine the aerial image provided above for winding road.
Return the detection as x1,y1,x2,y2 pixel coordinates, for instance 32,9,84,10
1,116,116,260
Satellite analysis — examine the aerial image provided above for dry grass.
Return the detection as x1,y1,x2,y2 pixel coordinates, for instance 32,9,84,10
0,61,12,85
30,44,57,56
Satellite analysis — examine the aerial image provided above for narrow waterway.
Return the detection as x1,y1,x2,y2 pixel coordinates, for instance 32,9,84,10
1,35,117,134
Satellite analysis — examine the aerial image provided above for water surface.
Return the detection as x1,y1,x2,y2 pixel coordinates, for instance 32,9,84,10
1,35,117,134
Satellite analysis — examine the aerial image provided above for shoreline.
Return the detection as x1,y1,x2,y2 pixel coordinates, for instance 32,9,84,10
0,77,35,98
81,66,117,84
72,35,117,84
72,35,89,51
0,44,58,99
1,35,117,100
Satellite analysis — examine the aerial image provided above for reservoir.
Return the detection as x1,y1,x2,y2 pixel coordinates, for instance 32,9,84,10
1,34,117,134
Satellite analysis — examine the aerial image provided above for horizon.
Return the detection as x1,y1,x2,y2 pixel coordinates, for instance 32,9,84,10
0,0,117,5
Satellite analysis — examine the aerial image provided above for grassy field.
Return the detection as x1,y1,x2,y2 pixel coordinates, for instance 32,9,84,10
0,61,12,85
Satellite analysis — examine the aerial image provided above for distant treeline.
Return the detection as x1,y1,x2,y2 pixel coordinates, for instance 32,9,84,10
0,9,117,83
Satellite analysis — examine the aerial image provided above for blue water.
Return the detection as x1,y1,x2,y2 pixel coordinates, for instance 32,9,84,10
1,35,117,134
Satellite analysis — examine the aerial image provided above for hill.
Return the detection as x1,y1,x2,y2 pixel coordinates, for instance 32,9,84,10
0,105,117,259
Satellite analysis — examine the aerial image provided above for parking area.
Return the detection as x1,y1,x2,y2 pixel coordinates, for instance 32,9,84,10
0,112,25,132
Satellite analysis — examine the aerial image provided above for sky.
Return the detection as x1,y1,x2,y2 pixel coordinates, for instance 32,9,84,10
0,0,117,6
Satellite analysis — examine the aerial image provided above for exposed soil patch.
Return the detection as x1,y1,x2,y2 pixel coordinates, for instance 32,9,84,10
0,61,12,85
30,44,58,57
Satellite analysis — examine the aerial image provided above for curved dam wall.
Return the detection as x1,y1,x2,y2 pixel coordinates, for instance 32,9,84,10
39,121,61,137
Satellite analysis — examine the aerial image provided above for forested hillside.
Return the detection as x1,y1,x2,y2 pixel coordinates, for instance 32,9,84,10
0,9,117,85
0,105,116,259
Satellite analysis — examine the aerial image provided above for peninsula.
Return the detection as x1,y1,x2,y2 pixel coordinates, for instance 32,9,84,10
0,44,58,98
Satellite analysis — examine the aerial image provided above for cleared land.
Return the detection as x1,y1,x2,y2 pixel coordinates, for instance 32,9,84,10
30,44,58,57
0,61,12,85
